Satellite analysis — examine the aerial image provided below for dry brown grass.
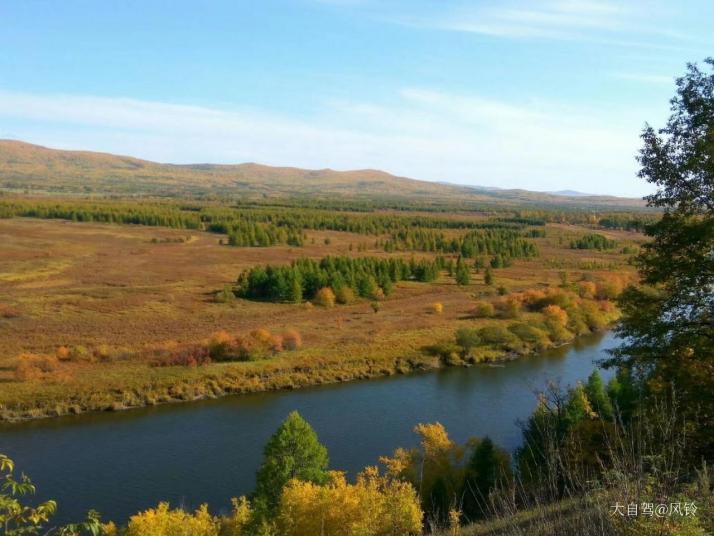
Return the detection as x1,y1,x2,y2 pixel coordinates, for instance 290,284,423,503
0,217,644,420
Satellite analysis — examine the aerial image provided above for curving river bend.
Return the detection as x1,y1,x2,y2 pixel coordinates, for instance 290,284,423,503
0,331,620,526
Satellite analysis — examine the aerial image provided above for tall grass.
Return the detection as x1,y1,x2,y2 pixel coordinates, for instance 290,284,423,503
452,389,712,536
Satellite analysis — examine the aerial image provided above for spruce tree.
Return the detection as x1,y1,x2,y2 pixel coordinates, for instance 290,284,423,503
455,256,470,286
253,411,329,514
484,267,494,286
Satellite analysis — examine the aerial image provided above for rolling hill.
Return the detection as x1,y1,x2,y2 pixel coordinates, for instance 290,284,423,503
0,140,646,209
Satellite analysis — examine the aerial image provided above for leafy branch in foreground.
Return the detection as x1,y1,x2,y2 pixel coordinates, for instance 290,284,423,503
1,453,102,535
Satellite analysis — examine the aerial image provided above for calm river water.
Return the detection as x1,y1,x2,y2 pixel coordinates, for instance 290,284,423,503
0,331,620,526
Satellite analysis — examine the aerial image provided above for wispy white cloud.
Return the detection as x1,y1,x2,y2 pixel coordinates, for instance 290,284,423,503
345,0,706,51
611,72,675,85
0,88,650,196
436,0,626,39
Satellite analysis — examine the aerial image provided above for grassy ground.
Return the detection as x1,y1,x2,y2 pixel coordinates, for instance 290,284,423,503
0,217,644,421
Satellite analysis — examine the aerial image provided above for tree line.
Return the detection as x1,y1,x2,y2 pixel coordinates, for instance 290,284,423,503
570,233,617,250
235,255,440,303
383,228,539,259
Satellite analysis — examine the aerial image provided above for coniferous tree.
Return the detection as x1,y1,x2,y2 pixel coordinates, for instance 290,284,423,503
455,256,470,286
253,411,329,515
484,267,494,286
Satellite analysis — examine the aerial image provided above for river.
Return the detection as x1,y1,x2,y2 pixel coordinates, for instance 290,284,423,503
0,331,620,526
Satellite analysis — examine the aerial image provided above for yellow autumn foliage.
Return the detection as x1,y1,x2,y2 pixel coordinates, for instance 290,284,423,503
277,468,422,535
125,502,219,536
414,422,453,457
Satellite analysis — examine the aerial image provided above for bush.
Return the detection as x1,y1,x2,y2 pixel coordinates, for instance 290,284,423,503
69,345,91,361
234,335,268,361
508,322,550,350
471,301,495,318
455,328,481,356
577,281,597,299
595,276,624,299
542,305,572,342
335,286,355,305
208,330,234,361
214,285,235,303
282,329,303,351
431,302,443,314
269,334,284,353
542,304,568,326
277,468,422,536
581,301,612,330
126,503,219,536
523,289,573,311
14,354,59,381
314,287,336,308
371,301,381,313
424,342,461,362
153,345,211,368
495,296,521,319
478,325,519,348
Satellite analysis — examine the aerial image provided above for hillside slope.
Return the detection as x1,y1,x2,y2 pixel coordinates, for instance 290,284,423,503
0,140,645,208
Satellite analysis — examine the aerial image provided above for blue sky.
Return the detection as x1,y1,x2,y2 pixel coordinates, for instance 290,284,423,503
1,1,712,196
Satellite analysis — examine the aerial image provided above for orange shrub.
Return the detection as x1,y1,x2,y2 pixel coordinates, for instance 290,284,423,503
596,276,624,300
269,334,284,353
251,328,273,344
14,353,59,382
235,329,276,361
314,287,336,307
431,302,444,315
283,329,303,351
542,304,572,343
153,345,211,367
56,346,71,361
521,288,573,311
521,289,547,308
542,304,568,326
208,330,234,360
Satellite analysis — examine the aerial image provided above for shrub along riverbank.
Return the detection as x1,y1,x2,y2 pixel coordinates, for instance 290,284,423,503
0,285,620,423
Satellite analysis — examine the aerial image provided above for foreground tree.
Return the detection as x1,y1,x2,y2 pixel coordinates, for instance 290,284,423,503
277,468,422,535
609,58,714,460
253,411,329,515
461,437,512,522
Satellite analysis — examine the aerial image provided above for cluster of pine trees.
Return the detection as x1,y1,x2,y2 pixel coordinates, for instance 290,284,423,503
0,199,202,228
235,256,440,303
570,233,617,250
382,228,539,259
224,221,303,247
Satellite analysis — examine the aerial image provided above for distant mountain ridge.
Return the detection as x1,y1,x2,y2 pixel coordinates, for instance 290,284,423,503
548,189,595,197
0,140,646,209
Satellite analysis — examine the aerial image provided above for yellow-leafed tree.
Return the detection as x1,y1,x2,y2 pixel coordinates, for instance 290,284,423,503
125,502,219,536
277,468,422,535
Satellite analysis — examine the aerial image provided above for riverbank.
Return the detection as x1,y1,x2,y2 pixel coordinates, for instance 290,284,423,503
0,331,620,526
0,319,617,423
